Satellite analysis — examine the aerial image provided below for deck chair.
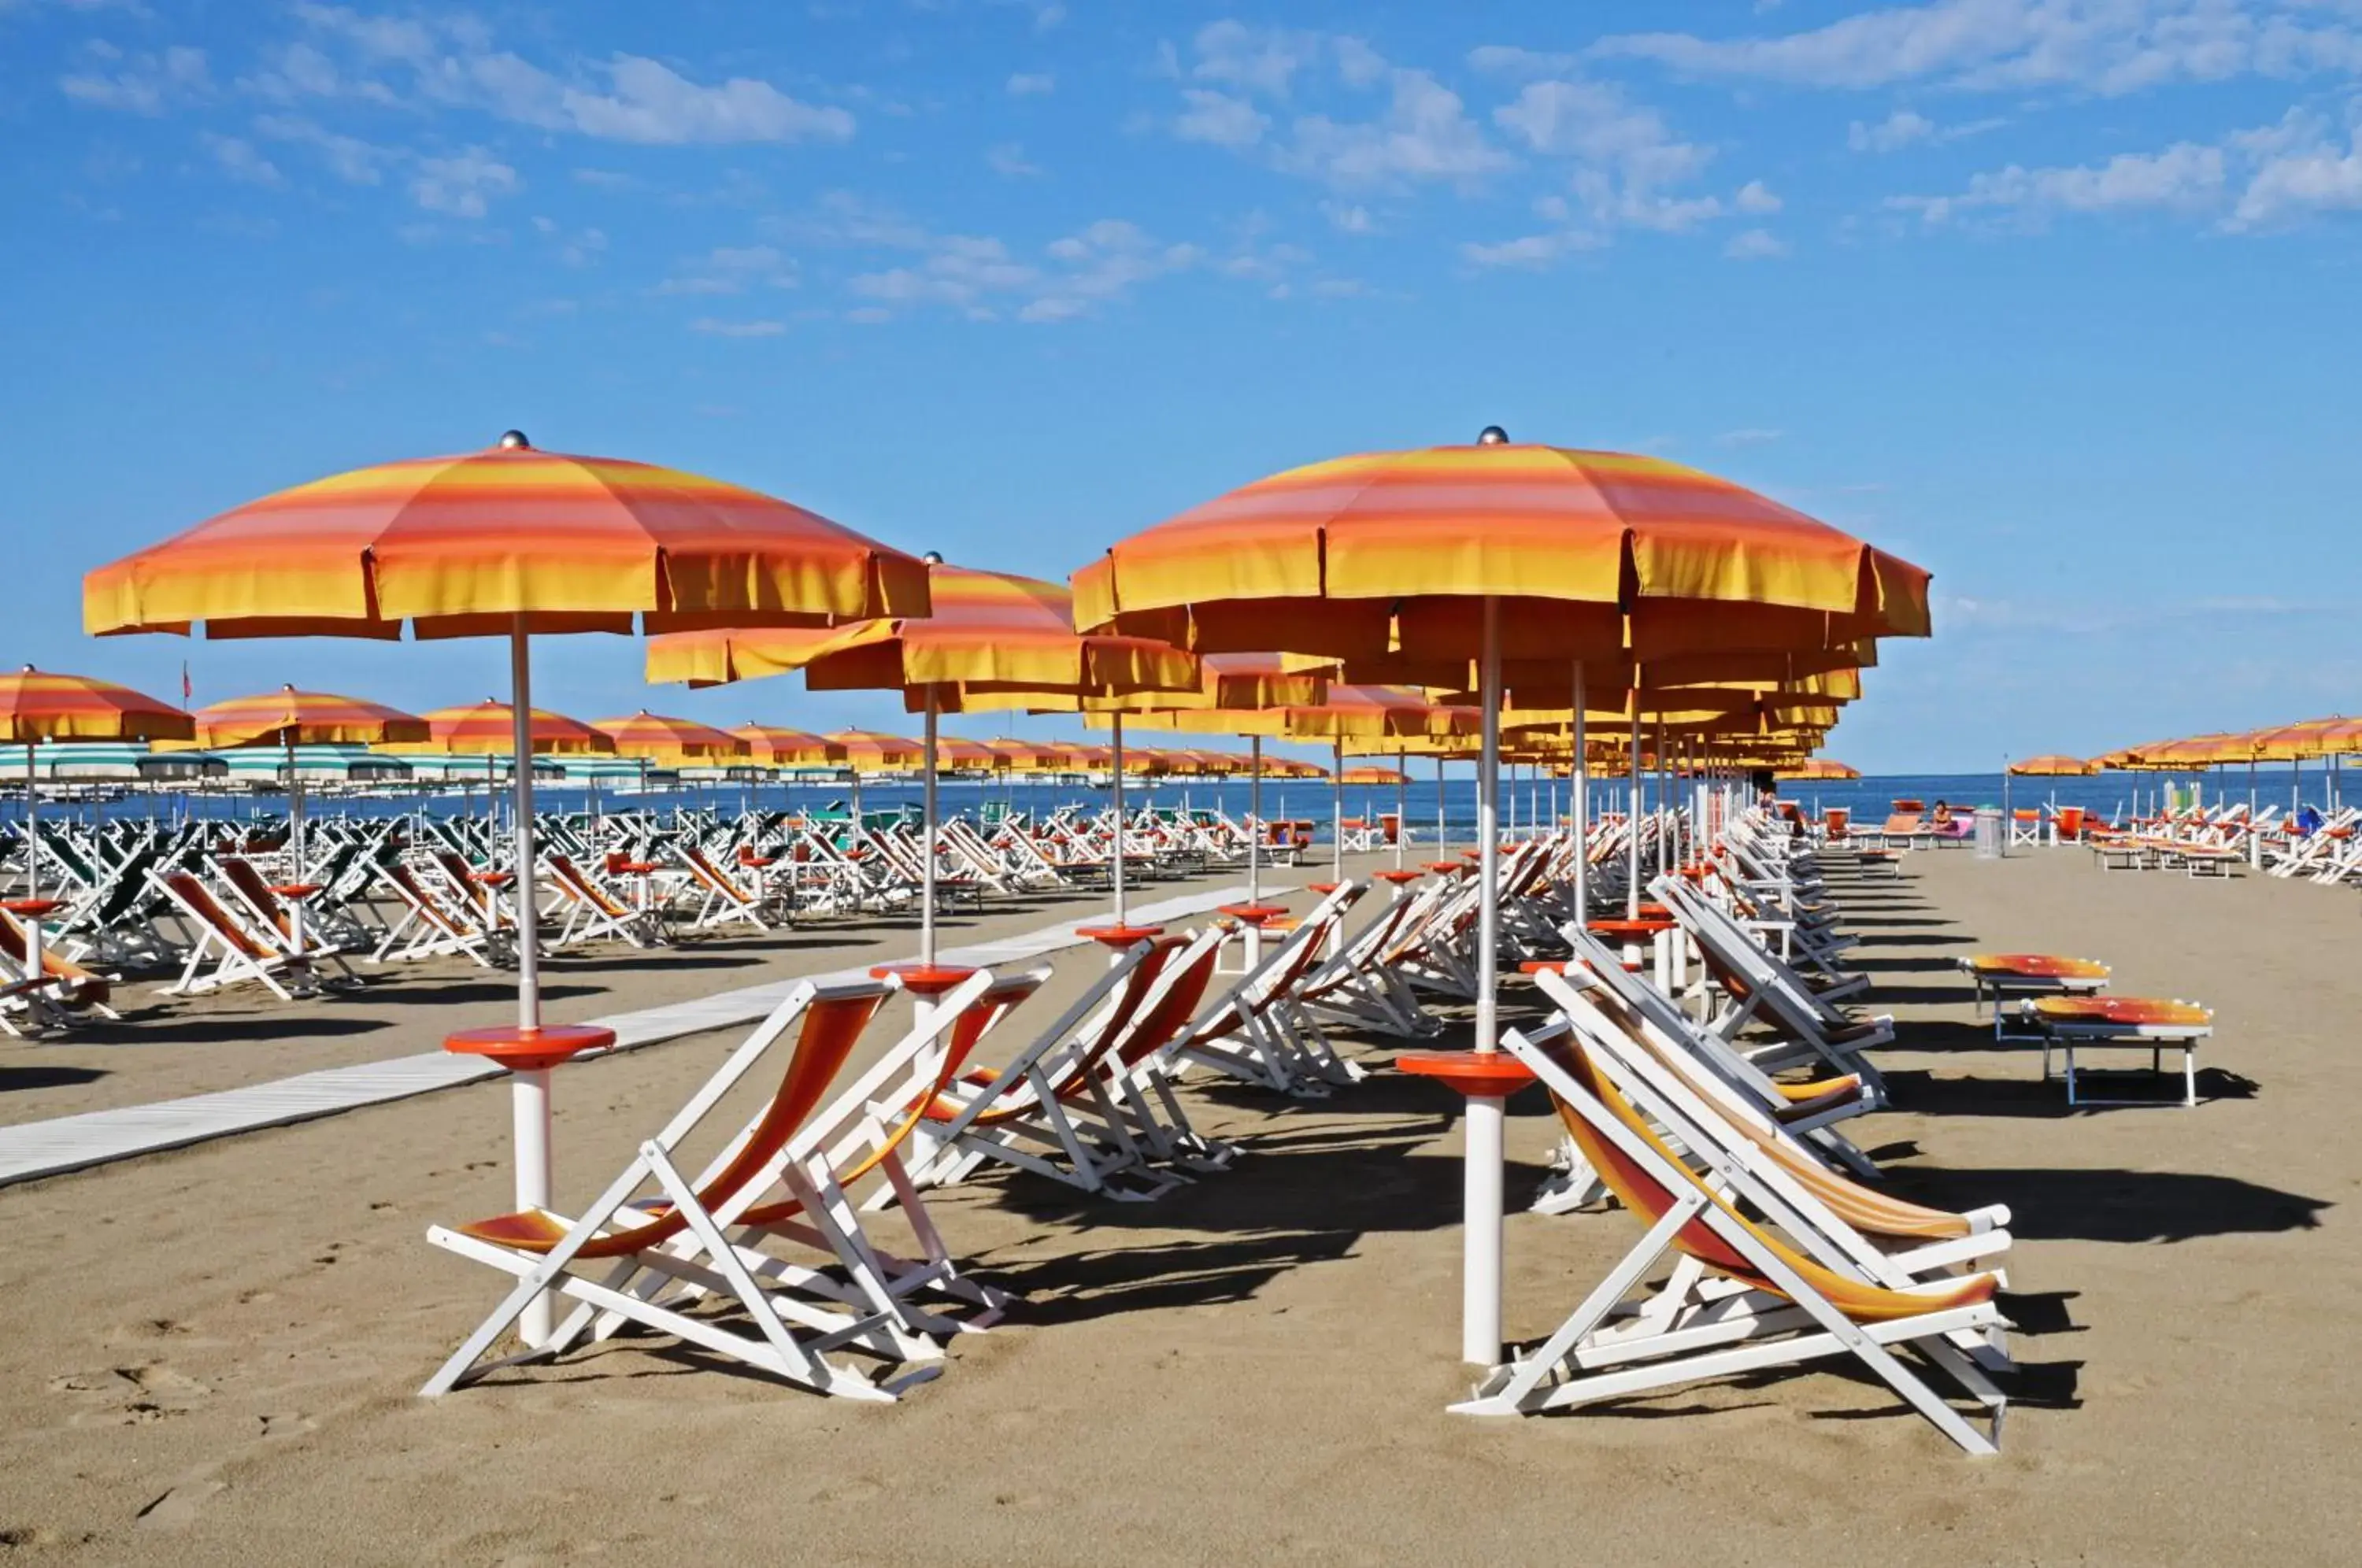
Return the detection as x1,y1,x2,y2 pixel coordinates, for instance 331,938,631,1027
591,967,1053,1344
0,908,119,1035
1520,985,2015,1370
1454,1022,2010,1455
1659,880,1892,1088
213,856,357,986
372,860,506,967
150,870,300,1000
1168,883,1364,1097
542,852,657,949
885,936,1196,1203
1291,878,1448,1039
423,969,1001,1401
678,845,772,934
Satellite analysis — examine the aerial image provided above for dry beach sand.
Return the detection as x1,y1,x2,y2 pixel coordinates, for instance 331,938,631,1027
0,846,2354,1563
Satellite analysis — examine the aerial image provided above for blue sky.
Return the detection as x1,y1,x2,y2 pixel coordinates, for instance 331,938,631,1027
6,0,2362,772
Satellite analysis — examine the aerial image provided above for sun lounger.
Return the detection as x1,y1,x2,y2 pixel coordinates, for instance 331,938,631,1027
424,969,1002,1400
1169,883,1364,1097
149,869,304,1000
372,860,508,967
2020,995,2213,1108
542,852,657,949
1957,953,2110,1041
1453,1019,2011,1454
0,907,119,1034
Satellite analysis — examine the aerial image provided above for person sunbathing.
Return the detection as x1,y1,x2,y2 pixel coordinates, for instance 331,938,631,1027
1931,801,1955,829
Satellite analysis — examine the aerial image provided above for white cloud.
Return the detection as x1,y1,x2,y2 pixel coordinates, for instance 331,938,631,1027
253,113,394,183
1005,71,1054,95
409,148,518,217
59,44,209,114
1320,199,1377,232
689,316,787,337
656,243,798,294
1492,75,1724,234
288,7,854,145
1723,227,1791,258
1174,88,1270,148
1167,28,1508,190
986,141,1044,176
1596,0,2362,98
798,196,1244,322
1849,108,1935,151
202,132,283,186
1892,139,2228,224
1734,178,1783,213
1461,231,1601,268
1716,427,1785,446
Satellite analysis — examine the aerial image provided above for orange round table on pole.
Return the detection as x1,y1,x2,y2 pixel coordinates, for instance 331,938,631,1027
1075,924,1164,967
1396,1049,1538,1100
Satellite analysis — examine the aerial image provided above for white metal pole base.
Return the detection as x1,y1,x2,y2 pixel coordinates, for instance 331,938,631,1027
1462,1093,1505,1365
512,1067,554,1348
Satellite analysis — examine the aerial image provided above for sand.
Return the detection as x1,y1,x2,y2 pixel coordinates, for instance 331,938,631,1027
0,846,2354,1564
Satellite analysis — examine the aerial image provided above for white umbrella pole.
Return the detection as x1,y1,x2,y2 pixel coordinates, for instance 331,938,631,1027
921,689,939,967
284,727,308,972
1436,755,1448,859
1111,714,1127,926
1464,594,1505,1365
502,619,554,1347
1332,740,1344,882
1395,749,1408,871
1572,662,1587,919
1248,734,1262,908
22,739,40,998
1627,705,1644,920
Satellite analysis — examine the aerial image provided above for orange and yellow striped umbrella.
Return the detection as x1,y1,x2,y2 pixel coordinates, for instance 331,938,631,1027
646,561,1198,712
0,666,193,744
827,730,925,771
977,738,1068,774
85,434,931,640
188,685,428,748
592,711,751,765
731,725,846,767
2245,719,2354,762
935,737,1006,771
1072,438,1932,667
1779,757,1860,782
2008,754,2097,777
1338,764,1409,786
381,699,616,756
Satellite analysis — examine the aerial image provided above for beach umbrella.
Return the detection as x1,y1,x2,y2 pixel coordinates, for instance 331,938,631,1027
650,560,1201,965
731,724,846,768
187,686,428,961
1779,756,1860,781
84,430,928,1348
1073,429,1931,1367
2008,755,2097,777
0,667,193,1003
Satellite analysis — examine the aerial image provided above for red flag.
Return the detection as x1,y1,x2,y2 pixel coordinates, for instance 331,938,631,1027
181,661,192,705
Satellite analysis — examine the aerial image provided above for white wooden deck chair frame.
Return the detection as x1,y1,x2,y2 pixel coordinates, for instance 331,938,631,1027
149,869,298,1000
1453,1019,2011,1455
422,969,1001,1403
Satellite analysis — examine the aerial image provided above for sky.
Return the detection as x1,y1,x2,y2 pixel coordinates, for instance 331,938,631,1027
6,0,2362,774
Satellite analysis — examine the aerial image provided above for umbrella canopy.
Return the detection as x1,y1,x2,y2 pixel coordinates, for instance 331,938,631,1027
0,666,194,744
1074,441,1931,668
827,730,925,771
2246,719,2354,762
1338,765,1409,786
1779,756,1860,781
188,686,428,748
87,435,930,639
380,699,616,756
2008,754,2097,777
645,561,1199,712
592,711,751,764
1072,427,1931,1374
731,725,846,767
935,736,1006,771
979,738,1071,773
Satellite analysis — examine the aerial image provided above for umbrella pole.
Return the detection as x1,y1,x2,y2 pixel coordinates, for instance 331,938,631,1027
1436,755,1447,860
1394,748,1407,872
23,740,42,1004
1110,715,1127,927
1248,735,1262,908
1627,705,1643,921
1331,740,1343,882
284,726,309,981
1464,594,1505,1366
1572,661,1587,920
922,689,940,968
506,616,553,1348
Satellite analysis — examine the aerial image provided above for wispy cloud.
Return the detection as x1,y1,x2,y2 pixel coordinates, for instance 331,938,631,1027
688,316,787,338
